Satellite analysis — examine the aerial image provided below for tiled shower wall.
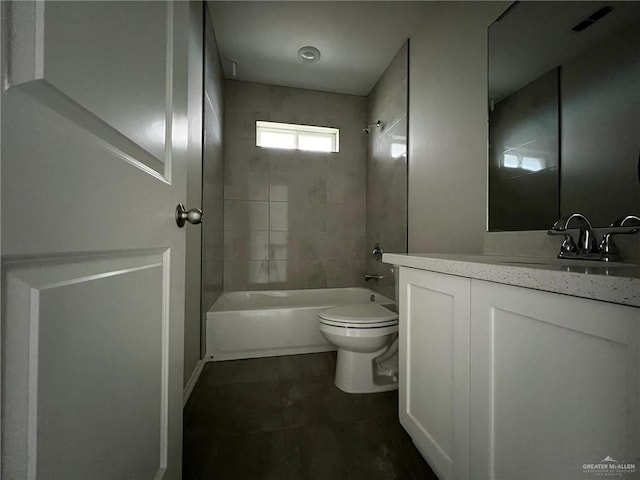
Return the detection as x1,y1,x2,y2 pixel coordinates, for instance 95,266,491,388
223,80,367,290
202,6,224,311
365,43,409,300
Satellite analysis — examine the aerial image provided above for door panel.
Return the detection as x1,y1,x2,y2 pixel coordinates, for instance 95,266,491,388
4,252,169,479
2,2,189,478
399,267,471,480
407,284,455,458
42,2,170,165
8,1,170,176
470,280,640,479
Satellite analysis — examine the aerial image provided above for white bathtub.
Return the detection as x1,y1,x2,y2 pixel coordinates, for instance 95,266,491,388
206,287,395,361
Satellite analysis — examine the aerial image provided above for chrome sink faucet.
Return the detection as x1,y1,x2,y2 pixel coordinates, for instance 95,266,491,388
547,213,598,259
548,213,640,261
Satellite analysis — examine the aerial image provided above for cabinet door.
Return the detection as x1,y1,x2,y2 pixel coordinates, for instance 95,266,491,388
399,268,471,480
470,280,640,480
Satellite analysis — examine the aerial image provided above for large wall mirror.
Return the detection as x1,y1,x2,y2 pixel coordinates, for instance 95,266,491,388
488,1,640,231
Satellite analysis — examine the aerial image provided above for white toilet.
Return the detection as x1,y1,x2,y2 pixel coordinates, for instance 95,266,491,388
318,303,399,393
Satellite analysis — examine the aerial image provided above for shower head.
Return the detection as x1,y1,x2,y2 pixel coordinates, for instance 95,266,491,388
363,120,382,134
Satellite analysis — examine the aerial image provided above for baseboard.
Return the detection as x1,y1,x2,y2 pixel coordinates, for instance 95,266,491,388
206,345,336,362
183,359,205,407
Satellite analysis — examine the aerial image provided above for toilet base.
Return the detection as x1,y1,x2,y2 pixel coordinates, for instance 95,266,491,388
334,348,399,394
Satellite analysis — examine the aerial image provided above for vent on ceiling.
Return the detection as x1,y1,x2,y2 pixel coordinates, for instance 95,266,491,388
572,6,614,32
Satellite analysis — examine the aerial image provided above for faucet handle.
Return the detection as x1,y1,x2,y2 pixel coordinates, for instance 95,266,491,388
547,229,578,256
371,243,384,262
560,234,579,254
547,227,579,237
610,215,640,227
598,226,640,262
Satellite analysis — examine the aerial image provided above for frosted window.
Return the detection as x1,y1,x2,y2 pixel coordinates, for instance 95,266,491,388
258,131,296,149
298,134,333,152
256,121,339,153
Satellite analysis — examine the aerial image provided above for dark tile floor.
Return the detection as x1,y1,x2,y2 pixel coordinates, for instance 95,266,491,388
183,352,439,480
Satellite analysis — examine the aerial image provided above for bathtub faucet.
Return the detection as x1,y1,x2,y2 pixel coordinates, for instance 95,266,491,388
364,274,386,282
371,243,383,261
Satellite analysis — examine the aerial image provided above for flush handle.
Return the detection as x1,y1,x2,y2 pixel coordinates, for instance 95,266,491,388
175,204,203,228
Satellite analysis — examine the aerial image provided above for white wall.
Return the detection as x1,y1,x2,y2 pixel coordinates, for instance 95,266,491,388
408,2,509,253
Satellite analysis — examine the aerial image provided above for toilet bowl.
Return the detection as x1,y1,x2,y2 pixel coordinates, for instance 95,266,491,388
318,303,399,393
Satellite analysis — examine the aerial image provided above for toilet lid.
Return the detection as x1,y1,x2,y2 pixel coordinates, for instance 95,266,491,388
319,303,398,325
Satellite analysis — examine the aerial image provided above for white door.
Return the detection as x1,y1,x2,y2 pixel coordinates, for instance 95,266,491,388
1,2,191,478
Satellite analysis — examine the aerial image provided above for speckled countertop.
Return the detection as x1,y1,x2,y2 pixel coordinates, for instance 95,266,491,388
383,253,640,308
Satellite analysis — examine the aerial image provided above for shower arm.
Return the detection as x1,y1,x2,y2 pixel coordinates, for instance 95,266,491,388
363,120,382,134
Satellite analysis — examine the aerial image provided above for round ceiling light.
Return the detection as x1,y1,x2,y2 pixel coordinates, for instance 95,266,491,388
298,46,321,63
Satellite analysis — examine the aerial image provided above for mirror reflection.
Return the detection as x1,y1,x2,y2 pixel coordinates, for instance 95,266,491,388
488,1,640,231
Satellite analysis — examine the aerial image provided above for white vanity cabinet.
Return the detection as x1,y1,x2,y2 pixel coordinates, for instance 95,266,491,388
398,267,472,480
469,279,639,480
398,266,640,480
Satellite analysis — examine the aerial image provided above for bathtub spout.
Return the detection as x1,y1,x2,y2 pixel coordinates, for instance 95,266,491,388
364,274,386,282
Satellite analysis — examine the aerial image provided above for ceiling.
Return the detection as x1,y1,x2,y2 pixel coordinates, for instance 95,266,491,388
207,1,433,96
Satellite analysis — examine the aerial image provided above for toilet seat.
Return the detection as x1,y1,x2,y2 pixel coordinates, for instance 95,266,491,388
319,303,398,329
319,318,398,328
319,321,398,338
